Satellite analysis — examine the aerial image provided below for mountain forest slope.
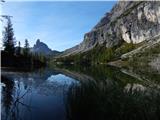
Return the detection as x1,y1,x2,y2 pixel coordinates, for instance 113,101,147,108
54,1,160,70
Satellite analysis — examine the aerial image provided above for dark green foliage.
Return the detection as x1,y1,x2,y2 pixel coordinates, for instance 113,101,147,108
23,39,30,56
2,38,46,69
2,18,47,69
55,45,115,65
115,42,135,57
1,51,46,69
66,79,160,120
2,18,16,55
16,41,21,55
55,42,136,65
128,42,160,67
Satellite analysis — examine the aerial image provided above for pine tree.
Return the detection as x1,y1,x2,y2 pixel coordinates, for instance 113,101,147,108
23,39,30,56
17,41,21,55
2,18,16,55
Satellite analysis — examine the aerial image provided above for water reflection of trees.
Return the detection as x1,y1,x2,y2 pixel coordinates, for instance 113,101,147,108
1,76,35,120
1,68,66,120
1,76,15,120
66,80,160,120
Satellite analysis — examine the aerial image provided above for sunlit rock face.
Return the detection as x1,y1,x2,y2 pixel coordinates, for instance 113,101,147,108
120,1,160,44
64,1,160,55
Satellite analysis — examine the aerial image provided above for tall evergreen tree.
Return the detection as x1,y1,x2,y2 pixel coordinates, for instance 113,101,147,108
23,39,30,56
17,41,21,55
2,18,16,55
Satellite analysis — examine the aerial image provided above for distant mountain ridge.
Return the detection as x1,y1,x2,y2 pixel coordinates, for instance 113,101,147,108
31,39,61,56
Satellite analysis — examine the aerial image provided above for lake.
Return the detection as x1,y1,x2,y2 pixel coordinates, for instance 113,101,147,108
1,65,160,120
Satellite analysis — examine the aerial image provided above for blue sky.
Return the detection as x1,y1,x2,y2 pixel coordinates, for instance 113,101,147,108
1,1,116,51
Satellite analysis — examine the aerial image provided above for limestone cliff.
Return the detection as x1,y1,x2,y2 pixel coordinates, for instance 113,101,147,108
62,1,160,56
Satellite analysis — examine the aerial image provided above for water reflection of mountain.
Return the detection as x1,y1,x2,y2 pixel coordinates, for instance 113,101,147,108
57,66,160,120
1,68,60,87
121,67,160,84
1,68,69,120
54,65,160,89
1,66,160,120
2,65,160,93
2,65,160,103
66,78,160,120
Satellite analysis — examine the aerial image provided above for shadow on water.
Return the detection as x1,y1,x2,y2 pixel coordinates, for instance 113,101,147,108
1,65,160,120
66,79,160,120
1,76,15,120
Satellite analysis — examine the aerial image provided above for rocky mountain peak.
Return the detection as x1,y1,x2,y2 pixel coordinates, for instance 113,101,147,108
62,1,160,56
36,39,41,45
34,39,48,49
31,39,53,55
31,39,61,56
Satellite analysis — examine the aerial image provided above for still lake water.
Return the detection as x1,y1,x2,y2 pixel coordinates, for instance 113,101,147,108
1,65,160,120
